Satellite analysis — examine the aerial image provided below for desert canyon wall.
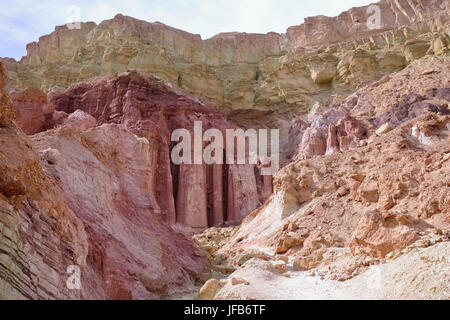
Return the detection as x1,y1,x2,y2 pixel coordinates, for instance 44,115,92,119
2,0,449,117
1,61,210,300
196,55,450,300
0,0,449,300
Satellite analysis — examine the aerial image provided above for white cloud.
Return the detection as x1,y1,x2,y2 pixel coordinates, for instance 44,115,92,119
0,0,376,59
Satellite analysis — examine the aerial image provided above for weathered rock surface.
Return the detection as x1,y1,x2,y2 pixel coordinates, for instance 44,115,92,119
0,61,88,300
1,0,450,301
62,109,96,131
211,242,450,300
288,108,367,161
350,211,420,258
47,71,269,228
197,279,224,300
0,63,13,127
2,0,449,121
10,87,55,135
32,124,209,299
211,56,450,283
1,61,210,300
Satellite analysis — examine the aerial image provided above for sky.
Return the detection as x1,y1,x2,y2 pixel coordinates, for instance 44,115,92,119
0,0,376,60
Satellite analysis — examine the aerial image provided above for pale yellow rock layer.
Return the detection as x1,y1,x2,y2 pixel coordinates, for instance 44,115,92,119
2,0,449,118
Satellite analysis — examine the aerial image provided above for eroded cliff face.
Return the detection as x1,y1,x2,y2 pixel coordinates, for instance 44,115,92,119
195,55,450,299
0,61,88,300
9,87,56,135
1,0,450,301
2,0,449,119
31,125,209,299
43,71,270,229
0,61,210,299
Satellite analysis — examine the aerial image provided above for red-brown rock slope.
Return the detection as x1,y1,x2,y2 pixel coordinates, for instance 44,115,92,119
1,61,210,299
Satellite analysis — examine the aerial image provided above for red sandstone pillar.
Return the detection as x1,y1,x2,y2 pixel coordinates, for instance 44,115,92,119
176,163,208,229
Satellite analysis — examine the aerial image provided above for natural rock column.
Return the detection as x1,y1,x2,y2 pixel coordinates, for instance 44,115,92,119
207,163,224,227
227,164,259,223
326,123,340,155
259,174,274,204
155,142,177,224
176,163,208,228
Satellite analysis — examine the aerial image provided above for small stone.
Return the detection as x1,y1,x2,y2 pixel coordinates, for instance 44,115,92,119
337,187,349,197
275,255,289,263
213,264,236,274
271,260,288,274
379,195,395,210
421,69,436,75
231,278,250,286
376,122,393,135
197,279,223,300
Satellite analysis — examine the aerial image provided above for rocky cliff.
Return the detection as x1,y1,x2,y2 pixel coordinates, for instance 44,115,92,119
195,55,449,299
1,61,88,299
1,0,450,301
0,61,210,300
45,70,270,228
2,0,449,120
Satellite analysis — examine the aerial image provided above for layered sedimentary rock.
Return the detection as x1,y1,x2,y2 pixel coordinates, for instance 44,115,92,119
1,0,450,301
284,0,450,47
32,125,209,299
287,107,367,161
9,87,55,135
0,61,88,300
1,61,209,299
47,71,269,228
204,56,450,286
2,0,449,121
